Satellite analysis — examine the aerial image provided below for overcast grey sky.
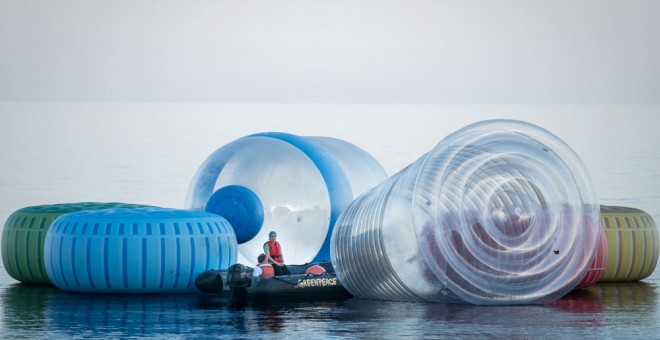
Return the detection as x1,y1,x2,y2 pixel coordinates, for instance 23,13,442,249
1,0,659,103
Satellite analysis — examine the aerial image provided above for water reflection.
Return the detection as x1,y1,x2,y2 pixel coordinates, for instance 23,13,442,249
194,296,250,334
0,284,214,338
45,292,206,337
584,282,660,334
195,295,345,334
551,288,606,313
0,283,57,335
1,279,659,338
586,281,659,311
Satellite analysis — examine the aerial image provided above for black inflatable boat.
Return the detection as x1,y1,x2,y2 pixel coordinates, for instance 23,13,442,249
195,262,352,301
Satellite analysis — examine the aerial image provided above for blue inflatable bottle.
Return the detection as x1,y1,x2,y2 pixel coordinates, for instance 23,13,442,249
185,133,387,265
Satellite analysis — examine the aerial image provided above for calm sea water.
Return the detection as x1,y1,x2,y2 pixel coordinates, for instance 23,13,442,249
0,275,659,339
1,103,659,338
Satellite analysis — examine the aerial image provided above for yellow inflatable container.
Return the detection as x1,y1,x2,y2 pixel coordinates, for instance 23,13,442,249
599,205,659,282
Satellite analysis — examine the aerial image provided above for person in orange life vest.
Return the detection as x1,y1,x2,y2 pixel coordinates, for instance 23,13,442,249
264,231,290,276
251,253,274,278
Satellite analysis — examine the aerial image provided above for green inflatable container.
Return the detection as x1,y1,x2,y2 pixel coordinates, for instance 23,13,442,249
2,202,151,284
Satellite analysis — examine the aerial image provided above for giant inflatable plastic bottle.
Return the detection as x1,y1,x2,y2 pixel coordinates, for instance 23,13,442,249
331,120,600,305
185,132,387,265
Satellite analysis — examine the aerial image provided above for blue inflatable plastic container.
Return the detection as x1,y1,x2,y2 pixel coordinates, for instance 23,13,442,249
185,133,387,265
44,207,237,294
2,202,152,285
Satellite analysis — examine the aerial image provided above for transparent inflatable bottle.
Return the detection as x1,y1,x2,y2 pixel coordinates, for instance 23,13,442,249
331,120,600,305
185,132,387,265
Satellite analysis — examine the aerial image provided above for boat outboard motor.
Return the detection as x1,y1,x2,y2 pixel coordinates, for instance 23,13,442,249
228,264,249,298
195,270,224,294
